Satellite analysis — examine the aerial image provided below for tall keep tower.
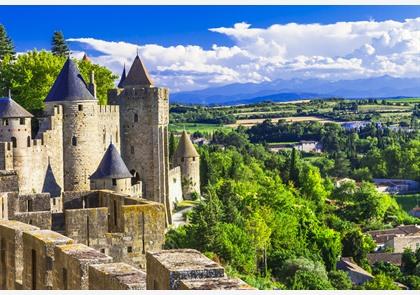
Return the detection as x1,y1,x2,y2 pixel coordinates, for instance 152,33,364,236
44,58,102,191
108,55,170,212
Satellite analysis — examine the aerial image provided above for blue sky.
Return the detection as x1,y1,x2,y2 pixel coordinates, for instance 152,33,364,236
1,5,420,91
1,6,420,51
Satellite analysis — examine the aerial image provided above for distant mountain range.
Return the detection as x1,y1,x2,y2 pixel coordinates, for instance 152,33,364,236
171,76,420,105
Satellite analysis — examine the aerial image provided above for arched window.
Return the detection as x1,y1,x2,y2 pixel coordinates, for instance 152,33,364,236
11,137,17,148
27,136,31,147
134,113,138,123
72,136,77,146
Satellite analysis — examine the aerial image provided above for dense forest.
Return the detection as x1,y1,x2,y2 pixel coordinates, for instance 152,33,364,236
166,124,420,289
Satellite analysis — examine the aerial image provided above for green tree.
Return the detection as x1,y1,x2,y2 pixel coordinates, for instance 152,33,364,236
328,270,353,289
291,270,333,290
401,248,417,275
0,24,15,60
51,31,70,57
288,147,300,185
341,229,375,263
169,132,176,162
0,51,65,112
78,58,117,105
299,164,329,209
363,274,400,290
0,50,117,113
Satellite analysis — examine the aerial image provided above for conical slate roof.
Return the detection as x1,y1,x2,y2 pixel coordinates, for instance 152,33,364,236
42,162,62,198
174,131,199,159
117,64,126,88
45,58,96,102
90,143,132,180
0,97,33,118
121,55,153,87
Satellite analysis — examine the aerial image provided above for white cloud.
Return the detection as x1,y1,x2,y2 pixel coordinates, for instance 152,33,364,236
67,17,420,92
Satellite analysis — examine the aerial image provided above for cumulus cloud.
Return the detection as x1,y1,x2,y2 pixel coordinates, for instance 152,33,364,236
68,18,420,92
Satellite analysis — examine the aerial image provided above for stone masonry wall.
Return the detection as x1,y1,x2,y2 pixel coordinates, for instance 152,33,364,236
64,207,108,251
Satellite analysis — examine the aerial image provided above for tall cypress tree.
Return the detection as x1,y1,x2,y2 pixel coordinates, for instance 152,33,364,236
169,132,176,162
51,31,70,57
0,24,15,60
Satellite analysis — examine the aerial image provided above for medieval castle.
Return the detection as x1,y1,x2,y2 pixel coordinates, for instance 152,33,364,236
0,55,251,290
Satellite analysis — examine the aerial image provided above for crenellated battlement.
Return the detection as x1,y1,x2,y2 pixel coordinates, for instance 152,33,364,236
98,104,119,113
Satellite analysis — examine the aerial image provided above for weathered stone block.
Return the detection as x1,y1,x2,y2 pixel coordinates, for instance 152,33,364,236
89,262,146,290
0,220,39,289
22,230,73,289
53,243,112,289
146,249,225,290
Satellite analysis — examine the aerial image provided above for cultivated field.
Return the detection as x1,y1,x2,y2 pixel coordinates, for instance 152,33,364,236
227,116,338,127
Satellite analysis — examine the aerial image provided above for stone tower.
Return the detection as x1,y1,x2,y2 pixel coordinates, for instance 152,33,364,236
89,142,134,195
173,131,200,198
0,97,33,189
108,55,170,212
44,58,102,191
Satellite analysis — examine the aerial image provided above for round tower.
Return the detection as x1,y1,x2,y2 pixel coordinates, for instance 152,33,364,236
89,142,135,195
0,96,34,191
173,131,200,199
44,58,101,191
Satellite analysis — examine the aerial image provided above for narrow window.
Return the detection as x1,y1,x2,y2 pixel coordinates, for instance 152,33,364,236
113,200,117,226
130,146,134,154
27,136,31,147
103,130,106,144
19,118,25,125
2,119,8,126
86,215,90,246
11,137,16,148
27,199,33,212
193,157,196,161
78,104,83,111
116,130,118,143
52,198,56,206
100,248,105,254
62,268,68,290
31,249,37,289
181,157,184,162
72,136,77,146
112,178,117,186
127,246,133,253
134,113,138,123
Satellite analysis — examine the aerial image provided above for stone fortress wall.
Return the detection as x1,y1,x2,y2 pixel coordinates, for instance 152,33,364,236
0,218,252,290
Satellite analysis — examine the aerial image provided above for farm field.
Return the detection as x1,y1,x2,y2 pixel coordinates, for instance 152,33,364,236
227,116,339,127
169,122,232,133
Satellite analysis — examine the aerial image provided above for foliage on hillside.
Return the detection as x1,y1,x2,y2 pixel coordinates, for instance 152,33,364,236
165,128,419,289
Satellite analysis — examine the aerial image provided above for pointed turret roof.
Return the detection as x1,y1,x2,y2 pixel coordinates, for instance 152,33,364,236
0,97,33,118
174,131,199,159
90,143,132,180
42,161,62,198
117,64,126,88
45,58,96,102
121,55,153,87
